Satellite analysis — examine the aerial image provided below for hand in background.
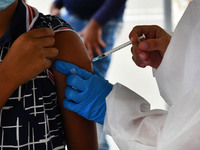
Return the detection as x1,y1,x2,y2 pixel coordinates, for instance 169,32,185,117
79,19,106,59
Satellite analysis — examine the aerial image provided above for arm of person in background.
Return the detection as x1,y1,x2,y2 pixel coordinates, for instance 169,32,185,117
52,31,98,150
129,25,171,69
79,0,126,59
50,0,63,16
0,28,57,109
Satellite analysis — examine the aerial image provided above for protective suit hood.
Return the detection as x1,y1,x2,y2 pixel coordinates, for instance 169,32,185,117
154,0,200,149
155,0,200,106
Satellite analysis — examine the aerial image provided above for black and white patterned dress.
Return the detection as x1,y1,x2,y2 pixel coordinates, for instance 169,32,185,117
0,0,73,149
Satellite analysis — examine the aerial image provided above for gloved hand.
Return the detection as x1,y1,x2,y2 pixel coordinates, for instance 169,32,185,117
54,60,113,124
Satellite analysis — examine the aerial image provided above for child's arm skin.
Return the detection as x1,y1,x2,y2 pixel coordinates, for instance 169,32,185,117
52,31,98,149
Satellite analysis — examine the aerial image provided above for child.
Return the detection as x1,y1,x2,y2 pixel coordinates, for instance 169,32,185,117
0,0,98,149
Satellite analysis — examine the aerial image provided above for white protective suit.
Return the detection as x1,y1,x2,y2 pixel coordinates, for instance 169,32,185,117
103,0,200,149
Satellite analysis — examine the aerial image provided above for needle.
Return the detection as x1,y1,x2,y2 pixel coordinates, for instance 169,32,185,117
92,34,146,62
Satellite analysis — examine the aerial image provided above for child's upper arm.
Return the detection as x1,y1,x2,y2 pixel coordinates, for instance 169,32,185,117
52,31,98,150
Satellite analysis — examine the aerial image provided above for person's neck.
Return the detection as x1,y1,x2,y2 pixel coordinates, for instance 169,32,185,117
0,0,18,38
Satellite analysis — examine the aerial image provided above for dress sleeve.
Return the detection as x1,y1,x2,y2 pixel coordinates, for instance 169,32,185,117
103,83,167,150
47,15,74,32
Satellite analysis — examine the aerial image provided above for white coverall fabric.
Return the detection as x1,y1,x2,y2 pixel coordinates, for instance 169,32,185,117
103,0,200,149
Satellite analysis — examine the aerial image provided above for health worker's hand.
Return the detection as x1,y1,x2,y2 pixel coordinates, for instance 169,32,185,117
129,25,171,69
54,60,113,124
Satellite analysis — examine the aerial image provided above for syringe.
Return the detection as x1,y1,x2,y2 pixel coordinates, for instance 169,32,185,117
92,34,146,62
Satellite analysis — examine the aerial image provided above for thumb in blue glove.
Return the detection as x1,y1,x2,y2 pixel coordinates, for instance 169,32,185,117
54,60,113,124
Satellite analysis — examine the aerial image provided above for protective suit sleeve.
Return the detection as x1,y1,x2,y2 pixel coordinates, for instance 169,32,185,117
103,83,167,150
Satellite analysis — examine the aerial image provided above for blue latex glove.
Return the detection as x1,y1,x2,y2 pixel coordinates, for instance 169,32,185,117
54,60,113,124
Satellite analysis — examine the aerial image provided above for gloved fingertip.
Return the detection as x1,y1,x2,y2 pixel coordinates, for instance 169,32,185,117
54,60,66,73
54,60,78,75
63,98,74,110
